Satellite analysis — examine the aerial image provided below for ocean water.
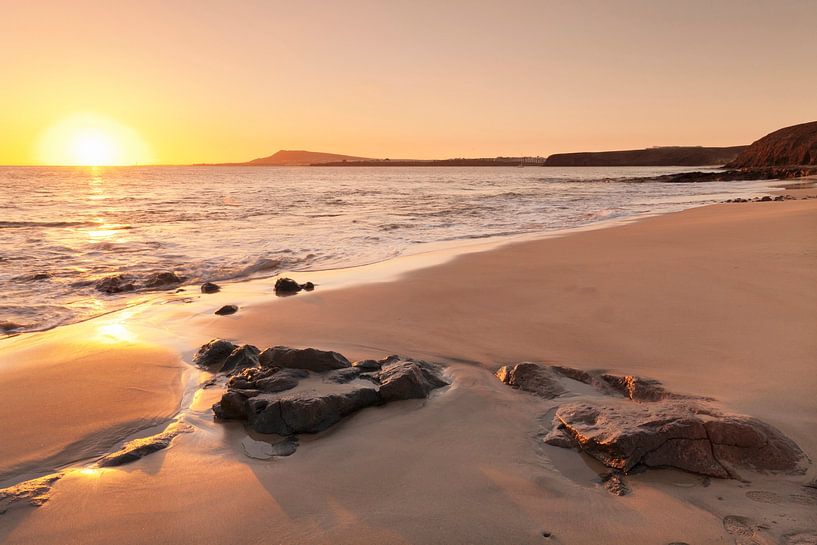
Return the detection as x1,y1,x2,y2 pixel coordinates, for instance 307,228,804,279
1,165,774,334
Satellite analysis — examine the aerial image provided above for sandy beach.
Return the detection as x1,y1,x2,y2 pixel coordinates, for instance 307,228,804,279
1,192,815,544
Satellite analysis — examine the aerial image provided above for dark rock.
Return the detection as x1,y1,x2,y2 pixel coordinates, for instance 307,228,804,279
214,304,238,316
214,390,253,420
259,346,351,372
144,271,185,288
201,282,221,293
255,369,305,393
193,339,237,368
323,367,365,384
300,281,315,291
546,400,809,478
760,195,773,202
246,388,381,435
95,274,136,294
352,359,383,371
97,423,191,467
213,349,448,438
221,344,261,373
274,277,302,295
495,363,566,399
378,359,448,403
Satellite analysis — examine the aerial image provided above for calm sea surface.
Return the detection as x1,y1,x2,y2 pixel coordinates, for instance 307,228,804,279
0,165,774,334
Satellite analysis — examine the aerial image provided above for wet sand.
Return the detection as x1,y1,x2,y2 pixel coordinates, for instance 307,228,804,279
0,193,815,544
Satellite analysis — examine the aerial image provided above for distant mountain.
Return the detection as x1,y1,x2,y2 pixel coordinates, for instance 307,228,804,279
243,150,371,166
544,146,747,167
726,121,817,168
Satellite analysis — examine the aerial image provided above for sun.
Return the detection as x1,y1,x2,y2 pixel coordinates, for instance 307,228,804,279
37,114,153,166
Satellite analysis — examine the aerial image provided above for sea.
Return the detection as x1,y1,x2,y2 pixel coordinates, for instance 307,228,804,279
0,165,776,335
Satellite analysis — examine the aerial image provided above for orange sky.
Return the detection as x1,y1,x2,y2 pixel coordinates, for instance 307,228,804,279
2,0,816,165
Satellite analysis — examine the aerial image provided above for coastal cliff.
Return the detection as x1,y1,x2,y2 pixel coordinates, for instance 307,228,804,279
726,121,817,168
544,146,747,167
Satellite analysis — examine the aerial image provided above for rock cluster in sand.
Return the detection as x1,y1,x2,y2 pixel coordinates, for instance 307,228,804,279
496,363,809,479
198,341,448,437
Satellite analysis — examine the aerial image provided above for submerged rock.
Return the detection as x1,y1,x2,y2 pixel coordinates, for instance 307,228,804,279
95,274,136,294
201,282,221,293
193,339,237,368
214,304,238,316
144,271,185,288
259,346,351,372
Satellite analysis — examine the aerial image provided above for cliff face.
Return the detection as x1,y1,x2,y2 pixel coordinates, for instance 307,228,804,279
726,121,817,168
544,146,747,167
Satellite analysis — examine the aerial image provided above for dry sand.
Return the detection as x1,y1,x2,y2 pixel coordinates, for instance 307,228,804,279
0,194,815,544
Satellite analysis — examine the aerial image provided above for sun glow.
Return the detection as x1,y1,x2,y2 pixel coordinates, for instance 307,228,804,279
38,114,152,166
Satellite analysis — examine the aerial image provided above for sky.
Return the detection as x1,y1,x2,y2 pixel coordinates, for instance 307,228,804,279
1,0,816,165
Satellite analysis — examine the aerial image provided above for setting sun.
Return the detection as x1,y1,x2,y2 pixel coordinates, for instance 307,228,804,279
37,114,153,166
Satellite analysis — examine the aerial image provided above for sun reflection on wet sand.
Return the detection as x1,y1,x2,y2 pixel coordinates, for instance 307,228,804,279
94,310,138,343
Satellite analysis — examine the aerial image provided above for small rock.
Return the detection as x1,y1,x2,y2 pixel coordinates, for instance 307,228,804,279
144,271,185,288
760,195,772,202
301,281,315,291
201,282,221,293
259,346,351,372
352,359,383,371
600,373,672,401
602,471,630,496
193,339,237,368
274,277,302,295
378,359,448,402
221,344,261,373
324,367,364,384
495,363,566,399
215,304,238,316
